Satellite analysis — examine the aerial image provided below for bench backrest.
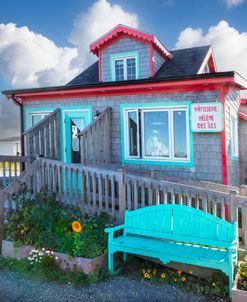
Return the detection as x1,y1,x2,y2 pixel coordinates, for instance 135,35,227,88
124,204,236,249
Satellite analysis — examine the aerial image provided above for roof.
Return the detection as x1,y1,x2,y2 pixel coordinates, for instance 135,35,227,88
90,24,172,59
155,46,211,78
67,45,211,86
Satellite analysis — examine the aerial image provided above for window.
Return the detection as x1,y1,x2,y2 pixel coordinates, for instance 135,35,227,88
123,105,191,163
30,112,50,127
111,52,139,81
230,116,239,158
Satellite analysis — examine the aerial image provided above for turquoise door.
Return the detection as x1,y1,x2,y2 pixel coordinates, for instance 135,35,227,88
64,110,91,163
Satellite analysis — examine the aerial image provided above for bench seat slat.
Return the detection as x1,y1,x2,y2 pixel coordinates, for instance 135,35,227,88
111,235,228,264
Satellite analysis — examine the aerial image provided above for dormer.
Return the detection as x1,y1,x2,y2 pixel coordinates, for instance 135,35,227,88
90,24,173,82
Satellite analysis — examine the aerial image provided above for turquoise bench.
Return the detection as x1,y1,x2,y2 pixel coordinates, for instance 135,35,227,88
105,204,237,298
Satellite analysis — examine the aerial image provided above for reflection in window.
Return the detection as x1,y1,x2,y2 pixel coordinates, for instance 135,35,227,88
124,106,189,162
30,113,49,127
127,58,136,80
230,117,239,157
128,111,138,156
115,60,124,81
144,111,169,157
71,118,84,163
173,111,187,158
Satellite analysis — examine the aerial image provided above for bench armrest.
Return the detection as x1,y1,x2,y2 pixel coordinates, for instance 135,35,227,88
228,240,238,253
105,224,125,233
105,224,125,242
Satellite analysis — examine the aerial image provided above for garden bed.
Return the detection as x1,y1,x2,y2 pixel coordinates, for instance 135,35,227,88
3,189,111,273
232,272,247,302
2,240,107,274
232,258,247,302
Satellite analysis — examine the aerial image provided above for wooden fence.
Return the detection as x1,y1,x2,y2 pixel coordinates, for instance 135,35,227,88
1,157,247,253
79,107,112,165
25,109,60,161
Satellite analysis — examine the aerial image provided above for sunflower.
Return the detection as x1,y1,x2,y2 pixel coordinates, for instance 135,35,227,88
144,273,150,278
177,270,182,275
161,273,166,279
72,221,82,233
181,277,186,282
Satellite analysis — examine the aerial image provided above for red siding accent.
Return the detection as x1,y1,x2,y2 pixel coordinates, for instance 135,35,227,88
150,43,154,77
241,98,247,104
208,54,216,72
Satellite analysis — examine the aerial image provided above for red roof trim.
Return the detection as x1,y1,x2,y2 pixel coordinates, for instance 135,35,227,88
4,76,235,102
90,25,172,60
241,98,247,104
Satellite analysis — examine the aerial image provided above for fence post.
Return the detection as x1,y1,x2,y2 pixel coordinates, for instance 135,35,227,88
229,189,239,246
118,170,126,223
0,191,5,255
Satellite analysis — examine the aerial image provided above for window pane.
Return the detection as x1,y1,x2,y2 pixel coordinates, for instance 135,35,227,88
31,115,42,126
127,58,136,80
71,118,84,163
173,111,187,158
144,111,169,157
115,59,124,81
128,111,138,156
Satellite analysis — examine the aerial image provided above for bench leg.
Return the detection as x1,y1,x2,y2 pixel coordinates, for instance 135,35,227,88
123,253,128,263
108,252,114,274
229,275,232,299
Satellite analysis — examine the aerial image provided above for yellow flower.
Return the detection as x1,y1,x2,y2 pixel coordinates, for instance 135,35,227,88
72,221,82,233
189,270,193,275
212,282,216,287
177,270,182,275
144,273,150,279
181,277,186,282
153,269,157,275
161,273,166,279
142,269,146,274
174,278,178,282
147,269,151,273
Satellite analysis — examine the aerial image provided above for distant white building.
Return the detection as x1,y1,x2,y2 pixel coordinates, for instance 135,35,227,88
0,137,20,156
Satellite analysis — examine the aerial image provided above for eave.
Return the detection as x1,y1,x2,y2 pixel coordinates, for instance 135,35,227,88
2,72,247,102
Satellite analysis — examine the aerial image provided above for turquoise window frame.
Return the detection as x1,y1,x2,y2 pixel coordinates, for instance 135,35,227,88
110,51,140,81
120,101,194,167
230,115,239,161
24,105,93,162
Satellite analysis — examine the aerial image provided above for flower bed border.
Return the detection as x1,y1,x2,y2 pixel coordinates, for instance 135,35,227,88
232,272,247,302
2,240,107,274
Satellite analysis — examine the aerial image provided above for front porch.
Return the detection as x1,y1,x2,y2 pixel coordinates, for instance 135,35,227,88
1,107,247,254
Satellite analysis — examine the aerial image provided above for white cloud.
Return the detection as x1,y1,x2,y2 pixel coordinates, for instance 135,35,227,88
224,0,244,8
0,0,138,138
69,0,138,68
175,20,247,96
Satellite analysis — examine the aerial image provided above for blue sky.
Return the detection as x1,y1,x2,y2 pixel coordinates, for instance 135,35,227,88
0,0,247,137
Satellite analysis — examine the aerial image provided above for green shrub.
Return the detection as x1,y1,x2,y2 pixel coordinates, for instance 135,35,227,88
239,255,247,290
4,189,111,259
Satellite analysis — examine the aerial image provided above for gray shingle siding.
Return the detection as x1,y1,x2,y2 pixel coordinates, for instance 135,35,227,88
225,89,240,186
101,37,150,81
154,50,165,74
24,89,224,184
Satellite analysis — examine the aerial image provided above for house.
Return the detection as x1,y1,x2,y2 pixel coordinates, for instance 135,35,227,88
2,24,247,188
0,136,20,156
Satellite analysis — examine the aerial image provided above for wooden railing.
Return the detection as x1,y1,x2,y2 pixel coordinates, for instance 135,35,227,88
0,159,41,253
1,157,247,253
79,107,112,165
25,109,60,161
0,155,30,188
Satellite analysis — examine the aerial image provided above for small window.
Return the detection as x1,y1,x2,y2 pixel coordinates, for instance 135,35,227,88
111,52,139,81
30,113,50,127
230,116,239,158
123,105,190,163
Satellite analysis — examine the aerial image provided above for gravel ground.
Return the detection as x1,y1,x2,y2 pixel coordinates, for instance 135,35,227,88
0,271,215,302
